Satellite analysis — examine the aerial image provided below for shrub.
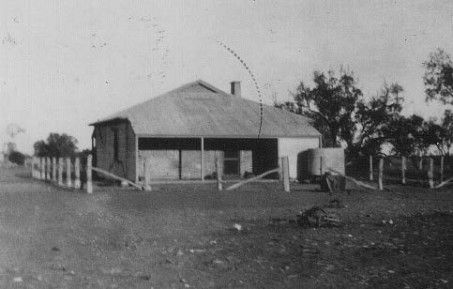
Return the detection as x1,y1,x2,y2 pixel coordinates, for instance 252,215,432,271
8,151,25,165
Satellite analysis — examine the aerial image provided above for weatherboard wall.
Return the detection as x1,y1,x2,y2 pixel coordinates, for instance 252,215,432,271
93,121,136,181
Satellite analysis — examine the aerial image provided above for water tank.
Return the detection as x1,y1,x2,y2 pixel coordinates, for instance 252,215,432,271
298,148,345,181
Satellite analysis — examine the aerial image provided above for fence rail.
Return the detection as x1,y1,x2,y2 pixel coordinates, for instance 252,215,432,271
31,155,293,193
364,155,453,190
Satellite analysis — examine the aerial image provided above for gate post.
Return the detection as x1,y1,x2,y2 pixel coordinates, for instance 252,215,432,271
216,158,223,191
401,156,406,185
143,157,152,191
378,157,384,190
86,154,93,194
282,156,290,192
428,157,434,189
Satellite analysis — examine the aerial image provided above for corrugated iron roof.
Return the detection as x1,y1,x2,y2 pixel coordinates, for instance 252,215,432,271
90,80,320,138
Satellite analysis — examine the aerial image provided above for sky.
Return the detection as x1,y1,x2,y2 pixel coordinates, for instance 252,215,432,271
1,0,453,154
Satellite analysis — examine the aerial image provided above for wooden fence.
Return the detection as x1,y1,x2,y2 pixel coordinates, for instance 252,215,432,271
366,155,453,190
30,155,292,193
224,156,290,192
31,155,93,193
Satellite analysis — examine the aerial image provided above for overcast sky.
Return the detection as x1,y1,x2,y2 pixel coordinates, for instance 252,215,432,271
1,0,453,153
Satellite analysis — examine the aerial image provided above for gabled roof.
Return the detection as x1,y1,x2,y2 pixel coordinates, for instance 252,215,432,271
90,80,320,138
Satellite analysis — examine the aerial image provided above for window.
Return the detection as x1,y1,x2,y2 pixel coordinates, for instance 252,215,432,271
113,129,119,161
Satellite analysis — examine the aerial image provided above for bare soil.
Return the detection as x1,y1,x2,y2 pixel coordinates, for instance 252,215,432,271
0,167,452,288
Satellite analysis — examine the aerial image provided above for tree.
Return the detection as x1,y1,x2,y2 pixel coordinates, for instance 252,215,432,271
423,49,453,104
8,151,25,165
33,133,78,157
277,69,362,147
382,115,425,157
276,69,424,161
2,123,25,158
352,83,405,156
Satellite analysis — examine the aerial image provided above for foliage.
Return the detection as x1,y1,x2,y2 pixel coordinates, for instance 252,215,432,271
276,56,453,159
419,111,453,156
423,49,453,104
8,151,26,165
2,123,25,158
276,69,362,147
352,83,404,157
381,115,425,156
33,133,78,158
76,149,92,167
4,142,18,156
6,123,25,138
277,76,410,160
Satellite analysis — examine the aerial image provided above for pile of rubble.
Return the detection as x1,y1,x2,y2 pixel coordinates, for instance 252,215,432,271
297,199,344,228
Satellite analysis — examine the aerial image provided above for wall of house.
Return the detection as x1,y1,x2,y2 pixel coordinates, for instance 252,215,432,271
277,137,320,179
203,150,223,179
93,121,136,181
137,138,255,181
138,150,179,180
138,138,201,180
138,149,222,180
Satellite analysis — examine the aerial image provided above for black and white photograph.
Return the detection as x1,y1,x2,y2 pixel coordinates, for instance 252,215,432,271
1,0,453,288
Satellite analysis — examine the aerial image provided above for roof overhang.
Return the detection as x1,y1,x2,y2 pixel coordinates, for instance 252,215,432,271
89,117,128,126
135,134,321,139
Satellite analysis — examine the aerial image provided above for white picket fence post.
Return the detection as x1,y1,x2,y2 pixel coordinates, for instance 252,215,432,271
86,154,93,194
52,157,57,182
74,157,81,189
58,157,64,186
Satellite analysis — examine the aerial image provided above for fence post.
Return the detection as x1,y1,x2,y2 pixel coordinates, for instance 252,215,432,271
40,157,45,180
31,157,36,178
66,157,72,188
86,154,93,194
52,157,57,182
34,157,39,178
74,157,81,189
31,157,34,178
143,157,151,191
369,155,373,181
428,157,434,189
440,156,444,183
378,157,384,190
42,157,46,180
401,156,406,185
45,157,51,180
282,156,290,192
58,158,63,186
216,158,223,191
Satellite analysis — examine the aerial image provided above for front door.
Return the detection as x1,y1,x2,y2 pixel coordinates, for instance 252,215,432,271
224,150,240,176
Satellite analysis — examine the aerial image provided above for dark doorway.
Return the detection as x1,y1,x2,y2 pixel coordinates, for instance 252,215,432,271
224,150,240,175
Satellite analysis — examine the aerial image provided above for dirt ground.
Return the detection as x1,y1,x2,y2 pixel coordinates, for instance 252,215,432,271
0,167,452,289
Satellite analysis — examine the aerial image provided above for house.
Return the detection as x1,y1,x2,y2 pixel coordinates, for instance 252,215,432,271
90,80,321,182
